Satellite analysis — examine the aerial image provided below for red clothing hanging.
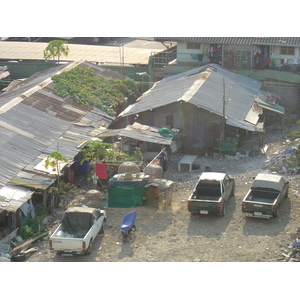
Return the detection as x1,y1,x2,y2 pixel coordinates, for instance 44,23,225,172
95,162,108,179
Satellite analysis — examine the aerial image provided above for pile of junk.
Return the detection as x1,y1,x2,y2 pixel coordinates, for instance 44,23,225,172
0,228,46,262
105,150,174,209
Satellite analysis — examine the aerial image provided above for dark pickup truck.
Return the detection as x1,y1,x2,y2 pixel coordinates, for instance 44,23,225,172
242,173,289,219
187,172,235,216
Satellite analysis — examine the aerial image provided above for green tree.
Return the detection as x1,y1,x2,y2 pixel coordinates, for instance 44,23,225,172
43,40,70,65
45,151,68,186
80,141,135,163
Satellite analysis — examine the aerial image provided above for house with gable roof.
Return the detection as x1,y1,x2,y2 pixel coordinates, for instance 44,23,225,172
119,64,284,154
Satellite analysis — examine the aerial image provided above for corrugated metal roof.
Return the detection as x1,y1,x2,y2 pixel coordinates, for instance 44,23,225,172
0,185,34,213
119,64,267,131
0,66,9,79
0,60,116,189
0,40,168,65
98,122,174,145
155,37,300,46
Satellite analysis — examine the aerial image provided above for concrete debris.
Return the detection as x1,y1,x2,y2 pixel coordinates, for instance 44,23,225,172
282,227,300,262
264,146,299,174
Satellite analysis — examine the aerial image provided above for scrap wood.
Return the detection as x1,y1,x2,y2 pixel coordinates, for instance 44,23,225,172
21,247,38,254
11,232,47,254
282,252,292,258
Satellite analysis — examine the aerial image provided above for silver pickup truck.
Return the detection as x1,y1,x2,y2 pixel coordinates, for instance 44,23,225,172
187,172,235,216
242,173,289,218
49,206,106,255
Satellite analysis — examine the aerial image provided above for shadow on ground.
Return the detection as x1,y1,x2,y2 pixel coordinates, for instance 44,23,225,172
187,196,236,238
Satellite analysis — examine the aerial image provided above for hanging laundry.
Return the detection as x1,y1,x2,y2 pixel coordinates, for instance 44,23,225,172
95,162,108,179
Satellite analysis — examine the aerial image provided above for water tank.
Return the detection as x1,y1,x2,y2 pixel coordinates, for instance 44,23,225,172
144,162,163,181
118,161,140,174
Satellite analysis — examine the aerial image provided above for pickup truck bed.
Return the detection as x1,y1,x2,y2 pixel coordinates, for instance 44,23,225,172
244,190,279,204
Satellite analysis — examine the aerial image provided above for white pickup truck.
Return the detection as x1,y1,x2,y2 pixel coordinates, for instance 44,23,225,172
49,206,106,255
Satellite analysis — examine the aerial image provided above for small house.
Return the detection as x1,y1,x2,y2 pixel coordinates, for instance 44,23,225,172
119,64,285,154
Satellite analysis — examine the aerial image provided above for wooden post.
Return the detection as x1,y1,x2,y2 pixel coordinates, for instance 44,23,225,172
42,190,47,209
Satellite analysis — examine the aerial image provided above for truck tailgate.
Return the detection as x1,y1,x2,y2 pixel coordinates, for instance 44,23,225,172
50,236,84,253
242,201,274,218
188,198,221,214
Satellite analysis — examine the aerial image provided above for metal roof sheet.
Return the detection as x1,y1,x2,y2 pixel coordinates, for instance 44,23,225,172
0,185,34,213
98,122,174,145
155,37,300,46
119,64,266,131
0,60,116,189
0,40,167,65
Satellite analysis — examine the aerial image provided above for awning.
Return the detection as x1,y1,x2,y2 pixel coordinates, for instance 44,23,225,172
255,91,285,114
98,122,175,146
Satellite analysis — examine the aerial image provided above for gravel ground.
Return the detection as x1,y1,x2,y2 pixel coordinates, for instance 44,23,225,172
24,115,300,263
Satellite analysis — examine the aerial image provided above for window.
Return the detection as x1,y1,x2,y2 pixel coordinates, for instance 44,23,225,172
187,42,200,50
280,46,295,55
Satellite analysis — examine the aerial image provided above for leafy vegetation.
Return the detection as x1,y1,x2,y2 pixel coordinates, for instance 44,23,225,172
45,151,68,187
43,40,70,64
45,151,68,171
52,66,140,116
19,216,44,240
80,140,136,163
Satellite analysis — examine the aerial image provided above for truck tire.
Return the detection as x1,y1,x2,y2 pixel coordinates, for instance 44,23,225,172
285,186,289,198
273,208,279,218
85,240,93,255
230,184,235,196
220,206,225,216
11,253,26,262
100,223,104,234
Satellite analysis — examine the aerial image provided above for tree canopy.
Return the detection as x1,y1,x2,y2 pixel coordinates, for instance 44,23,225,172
43,40,70,63
52,66,140,116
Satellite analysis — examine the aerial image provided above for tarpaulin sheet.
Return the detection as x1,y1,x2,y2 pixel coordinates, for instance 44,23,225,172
105,185,146,207
61,207,100,238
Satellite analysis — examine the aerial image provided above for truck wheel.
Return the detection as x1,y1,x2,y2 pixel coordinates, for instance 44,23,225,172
230,184,235,196
220,206,225,216
85,240,93,255
273,209,279,218
100,223,104,234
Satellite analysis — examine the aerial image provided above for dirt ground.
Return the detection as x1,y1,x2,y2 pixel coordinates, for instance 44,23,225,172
26,116,300,262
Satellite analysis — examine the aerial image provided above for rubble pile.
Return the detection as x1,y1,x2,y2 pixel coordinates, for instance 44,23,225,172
0,228,45,262
263,139,300,175
282,227,300,262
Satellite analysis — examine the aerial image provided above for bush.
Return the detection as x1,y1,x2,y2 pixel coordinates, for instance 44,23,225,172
19,216,43,240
